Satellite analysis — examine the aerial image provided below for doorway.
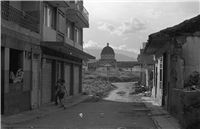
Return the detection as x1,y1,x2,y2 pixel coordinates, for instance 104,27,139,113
162,53,168,106
1,47,5,115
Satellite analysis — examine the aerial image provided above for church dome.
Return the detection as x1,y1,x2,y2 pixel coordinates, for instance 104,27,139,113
101,43,115,55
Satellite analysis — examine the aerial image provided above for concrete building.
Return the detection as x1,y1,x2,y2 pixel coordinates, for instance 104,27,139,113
1,0,95,115
143,14,200,127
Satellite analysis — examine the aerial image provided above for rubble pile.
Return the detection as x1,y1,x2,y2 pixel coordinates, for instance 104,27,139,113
83,78,116,102
129,82,151,97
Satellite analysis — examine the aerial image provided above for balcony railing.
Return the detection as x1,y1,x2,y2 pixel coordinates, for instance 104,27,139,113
1,2,39,33
69,1,89,22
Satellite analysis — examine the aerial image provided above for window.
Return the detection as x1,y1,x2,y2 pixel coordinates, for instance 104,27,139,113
66,22,69,38
58,11,65,34
74,27,82,45
75,28,79,43
67,26,70,38
9,49,24,83
44,5,52,27
66,20,72,39
44,4,57,30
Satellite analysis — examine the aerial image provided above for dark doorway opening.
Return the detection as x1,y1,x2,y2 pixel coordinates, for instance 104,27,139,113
1,47,5,115
162,52,167,106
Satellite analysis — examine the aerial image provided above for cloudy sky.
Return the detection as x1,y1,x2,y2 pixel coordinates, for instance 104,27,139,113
83,0,200,55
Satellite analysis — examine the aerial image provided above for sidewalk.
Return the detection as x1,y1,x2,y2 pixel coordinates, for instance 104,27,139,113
142,97,181,129
1,94,90,128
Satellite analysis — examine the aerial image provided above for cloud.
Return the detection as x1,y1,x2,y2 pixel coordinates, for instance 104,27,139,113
97,18,147,36
121,18,147,34
83,40,102,49
122,37,128,41
98,22,115,31
97,22,122,35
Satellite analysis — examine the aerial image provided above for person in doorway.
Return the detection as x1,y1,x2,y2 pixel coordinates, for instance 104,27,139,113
56,79,68,108
55,79,61,105
10,68,24,83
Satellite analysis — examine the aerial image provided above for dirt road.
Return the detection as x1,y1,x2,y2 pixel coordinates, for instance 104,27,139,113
104,82,141,102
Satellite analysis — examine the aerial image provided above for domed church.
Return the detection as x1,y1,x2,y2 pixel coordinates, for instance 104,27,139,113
87,43,139,71
100,43,116,62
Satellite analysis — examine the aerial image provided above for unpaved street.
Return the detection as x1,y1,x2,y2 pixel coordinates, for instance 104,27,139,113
8,82,157,129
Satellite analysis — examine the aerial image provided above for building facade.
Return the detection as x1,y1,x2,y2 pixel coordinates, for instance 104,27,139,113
1,0,95,115
143,15,200,127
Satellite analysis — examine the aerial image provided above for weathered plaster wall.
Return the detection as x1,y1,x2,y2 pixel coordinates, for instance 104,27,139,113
182,36,200,80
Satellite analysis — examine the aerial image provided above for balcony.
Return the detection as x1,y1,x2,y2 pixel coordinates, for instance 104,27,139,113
47,0,70,7
66,3,89,28
1,1,39,33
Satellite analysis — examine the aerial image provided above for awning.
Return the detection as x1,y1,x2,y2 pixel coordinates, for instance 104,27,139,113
41,42,95,59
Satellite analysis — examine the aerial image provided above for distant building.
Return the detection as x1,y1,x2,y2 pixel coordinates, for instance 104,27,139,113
88,43,140,71
100,43,116,62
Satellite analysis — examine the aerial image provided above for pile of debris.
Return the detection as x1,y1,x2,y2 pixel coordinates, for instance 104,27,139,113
129,82,151,97
82,78,116,102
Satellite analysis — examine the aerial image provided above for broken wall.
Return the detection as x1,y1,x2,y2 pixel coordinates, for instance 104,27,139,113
182,36,200,81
